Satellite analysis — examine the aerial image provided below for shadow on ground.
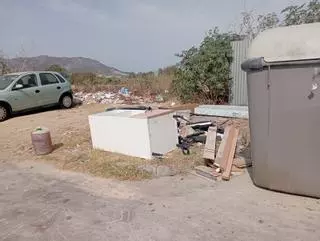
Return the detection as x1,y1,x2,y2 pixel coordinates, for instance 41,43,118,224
12,106,61,119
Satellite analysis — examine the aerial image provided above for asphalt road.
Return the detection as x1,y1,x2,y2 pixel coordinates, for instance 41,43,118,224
0,162,319,241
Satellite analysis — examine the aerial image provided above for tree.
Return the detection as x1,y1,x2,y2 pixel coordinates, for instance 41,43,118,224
0,61,10,75
0,51,11,75
239,11,280,39
257,13,280,32
282,0,320,26
172,28,233,103
46,64,68,78
46,64,66,73
237,0,319,39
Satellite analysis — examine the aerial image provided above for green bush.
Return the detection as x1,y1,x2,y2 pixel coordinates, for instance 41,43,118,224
172,28,233,104
46,64,69,78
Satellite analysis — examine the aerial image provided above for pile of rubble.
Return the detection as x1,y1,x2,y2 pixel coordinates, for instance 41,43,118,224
74,89,163,105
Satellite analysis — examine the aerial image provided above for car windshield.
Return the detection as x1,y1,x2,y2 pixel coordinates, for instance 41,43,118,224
0,75,19,90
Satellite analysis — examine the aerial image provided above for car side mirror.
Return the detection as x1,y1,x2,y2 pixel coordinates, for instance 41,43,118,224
13,84,23,90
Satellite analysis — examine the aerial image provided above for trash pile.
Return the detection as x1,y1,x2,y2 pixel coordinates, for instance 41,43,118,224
174,110,251,181
195,122,251,181
74,88,165,105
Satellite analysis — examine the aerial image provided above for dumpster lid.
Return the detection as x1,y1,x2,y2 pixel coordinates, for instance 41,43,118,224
248,23,320,63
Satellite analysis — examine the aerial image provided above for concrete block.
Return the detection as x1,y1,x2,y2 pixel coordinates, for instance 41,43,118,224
195,105,248,119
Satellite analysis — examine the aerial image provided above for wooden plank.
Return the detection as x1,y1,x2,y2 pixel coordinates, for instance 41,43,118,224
222,127,239,181
203,126,217,160
215,125,231,167
194,166,220,180
220,126,235,171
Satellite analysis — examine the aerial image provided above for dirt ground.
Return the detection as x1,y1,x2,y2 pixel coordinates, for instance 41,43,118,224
0,104,207,179
1,161,319,241
1,105,320,240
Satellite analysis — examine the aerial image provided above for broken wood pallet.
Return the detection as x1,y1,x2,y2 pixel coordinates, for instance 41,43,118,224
203,126,217,160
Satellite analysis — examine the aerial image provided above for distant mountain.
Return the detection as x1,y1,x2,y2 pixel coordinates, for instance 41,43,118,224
4,55,126,76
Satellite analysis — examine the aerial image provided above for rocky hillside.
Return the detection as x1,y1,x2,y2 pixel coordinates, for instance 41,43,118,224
4,55,125,76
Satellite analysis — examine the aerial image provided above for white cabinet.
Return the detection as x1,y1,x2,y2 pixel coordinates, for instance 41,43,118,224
88,109,178,159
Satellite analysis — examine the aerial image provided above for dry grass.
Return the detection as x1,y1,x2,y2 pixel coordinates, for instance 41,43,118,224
124,74,173,95
40,127,204,181
156,147,205,173
42,149,152,181
72,73,174,96
86,150,151,180
40,127,150,180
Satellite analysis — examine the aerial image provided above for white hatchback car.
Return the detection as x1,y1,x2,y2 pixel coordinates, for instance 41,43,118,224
0,71,73,121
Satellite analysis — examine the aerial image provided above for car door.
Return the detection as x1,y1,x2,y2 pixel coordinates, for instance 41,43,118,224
7,74,40,111
38,72,63,105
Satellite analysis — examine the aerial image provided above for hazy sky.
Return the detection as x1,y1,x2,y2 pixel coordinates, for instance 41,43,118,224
0,0,305,72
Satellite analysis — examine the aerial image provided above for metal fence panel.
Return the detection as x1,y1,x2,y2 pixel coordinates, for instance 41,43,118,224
230,38,251,106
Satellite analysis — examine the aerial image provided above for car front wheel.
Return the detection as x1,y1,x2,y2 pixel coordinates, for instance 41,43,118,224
60,95,73,109
0,105,8,122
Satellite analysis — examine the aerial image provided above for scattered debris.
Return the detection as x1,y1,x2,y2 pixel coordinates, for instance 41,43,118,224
175,110,191,125
174,113,215,155
233,156,252,168
119,87,130,96
74,90,161,105
179,126,195,138
195,166,220,181
188,121,213,130
177,131,206,155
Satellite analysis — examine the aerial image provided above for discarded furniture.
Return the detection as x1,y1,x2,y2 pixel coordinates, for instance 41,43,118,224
88,109,178,159
242,22,320,198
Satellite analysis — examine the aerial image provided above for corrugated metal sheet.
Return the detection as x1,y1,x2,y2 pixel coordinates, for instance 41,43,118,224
230,38,251,106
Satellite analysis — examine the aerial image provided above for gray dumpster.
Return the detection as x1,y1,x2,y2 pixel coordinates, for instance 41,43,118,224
242,23,320,198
